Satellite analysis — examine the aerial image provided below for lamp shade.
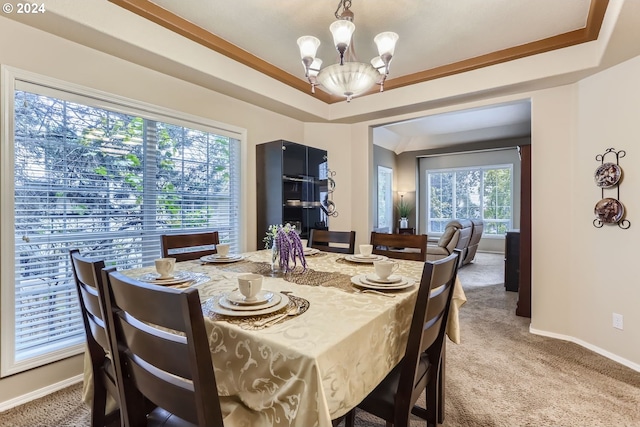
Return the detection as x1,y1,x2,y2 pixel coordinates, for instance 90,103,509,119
308,58,323,77
370,56,386,74
317,62,380,99
329,20,355,48
297,36,321,60
374,32,399,56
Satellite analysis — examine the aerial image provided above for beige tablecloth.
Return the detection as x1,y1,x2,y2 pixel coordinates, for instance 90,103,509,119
84,250,466,427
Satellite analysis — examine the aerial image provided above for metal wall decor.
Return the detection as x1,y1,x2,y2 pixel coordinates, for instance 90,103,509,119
593,148,630,229
322,169,339,217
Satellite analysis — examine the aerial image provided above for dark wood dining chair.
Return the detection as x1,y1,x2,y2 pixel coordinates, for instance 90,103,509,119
370,231,428,261
345,250,461,427
309,229,356,254
99,267,224,427
69,249,120,427
160,231,220,262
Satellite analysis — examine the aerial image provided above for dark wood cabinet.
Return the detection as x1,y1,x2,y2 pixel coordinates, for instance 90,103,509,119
504,230,520,292
256,140,328,248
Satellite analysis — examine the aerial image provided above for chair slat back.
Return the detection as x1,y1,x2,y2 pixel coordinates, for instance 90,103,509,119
399,250,460,407
70,249,110,358
370,232,428,261
309,229,356,254
100,268,224,427
69,249,120,427
160,231,220,262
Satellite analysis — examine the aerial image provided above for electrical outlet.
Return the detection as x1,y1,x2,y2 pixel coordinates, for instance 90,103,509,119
612,313,624,330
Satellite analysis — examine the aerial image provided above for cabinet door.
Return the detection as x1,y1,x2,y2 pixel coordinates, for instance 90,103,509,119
307,147,328,231
282,141,306,177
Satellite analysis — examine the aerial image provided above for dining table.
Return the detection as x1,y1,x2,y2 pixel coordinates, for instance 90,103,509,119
83,249,466,427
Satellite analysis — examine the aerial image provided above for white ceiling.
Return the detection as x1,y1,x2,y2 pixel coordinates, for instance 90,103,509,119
6,0,639,152
150,0,591,88
373,101,531,153
140,0,584,151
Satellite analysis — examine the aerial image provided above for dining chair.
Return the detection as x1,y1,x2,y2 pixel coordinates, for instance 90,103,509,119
345,250,461,427
69,249,121,427
309,229,356,254
99,267,225,427
370,231,428,261
160,231,220,262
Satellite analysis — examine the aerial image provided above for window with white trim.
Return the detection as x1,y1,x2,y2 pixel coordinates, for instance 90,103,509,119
377,166,393,230
1,69,243,376
427,165,512,235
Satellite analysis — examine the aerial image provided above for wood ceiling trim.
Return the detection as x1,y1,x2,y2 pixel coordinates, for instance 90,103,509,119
109,0,608,105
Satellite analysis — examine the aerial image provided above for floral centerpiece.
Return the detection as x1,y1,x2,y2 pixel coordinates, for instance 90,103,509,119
263,223,307,273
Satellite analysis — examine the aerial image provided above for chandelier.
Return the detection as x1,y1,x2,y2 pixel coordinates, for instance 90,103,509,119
297,0,399,102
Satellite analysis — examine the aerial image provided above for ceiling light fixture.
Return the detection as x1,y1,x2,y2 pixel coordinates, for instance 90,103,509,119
297,0,398,102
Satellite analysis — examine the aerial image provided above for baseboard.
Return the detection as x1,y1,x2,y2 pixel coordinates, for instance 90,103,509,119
0,374,83,412
529,327,640,373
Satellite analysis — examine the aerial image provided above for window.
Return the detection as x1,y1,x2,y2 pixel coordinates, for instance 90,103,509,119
427,165,512,235
377,166,393,229
1,69,243,375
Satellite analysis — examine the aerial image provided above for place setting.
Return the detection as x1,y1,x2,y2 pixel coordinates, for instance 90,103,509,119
344,244,388,263
200,243,245,263
351,259,416,293
300,239,322,256
138,257,209,287
204,273,309,329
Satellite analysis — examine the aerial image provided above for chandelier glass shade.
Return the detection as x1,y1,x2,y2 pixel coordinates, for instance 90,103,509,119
297,1,398,102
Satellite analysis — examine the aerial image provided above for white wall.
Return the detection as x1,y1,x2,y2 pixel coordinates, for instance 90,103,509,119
568,55,639,365
503,58,640,368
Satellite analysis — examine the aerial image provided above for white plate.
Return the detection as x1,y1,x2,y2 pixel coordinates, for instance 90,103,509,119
303,248,320,256
365,274,402,284
218,292,281,311
138,271,194,285
200,254,244,263
351,274,415,291
226,290,274,305
207,293,290,317
345,254,388,264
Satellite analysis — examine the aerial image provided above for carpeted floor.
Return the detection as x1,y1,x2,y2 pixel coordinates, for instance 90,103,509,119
1,253,639,427
457,251,505,287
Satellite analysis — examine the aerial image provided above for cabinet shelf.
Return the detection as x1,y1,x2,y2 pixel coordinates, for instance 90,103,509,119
284,201,322,208
282,175,326,185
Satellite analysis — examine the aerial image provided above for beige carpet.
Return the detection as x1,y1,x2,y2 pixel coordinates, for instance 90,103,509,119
1,254,639,427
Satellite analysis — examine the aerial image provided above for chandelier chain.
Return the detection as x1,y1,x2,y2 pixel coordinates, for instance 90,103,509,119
334,0,352,19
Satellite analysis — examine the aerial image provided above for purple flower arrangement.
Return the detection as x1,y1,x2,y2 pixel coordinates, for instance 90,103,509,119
265,224,307,273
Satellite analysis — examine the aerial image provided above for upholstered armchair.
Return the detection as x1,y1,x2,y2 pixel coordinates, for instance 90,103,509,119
426,224,460,261
463,219,484,265
427,219,473,264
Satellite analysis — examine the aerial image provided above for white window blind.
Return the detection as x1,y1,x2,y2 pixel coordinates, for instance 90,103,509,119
2,74,242,375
